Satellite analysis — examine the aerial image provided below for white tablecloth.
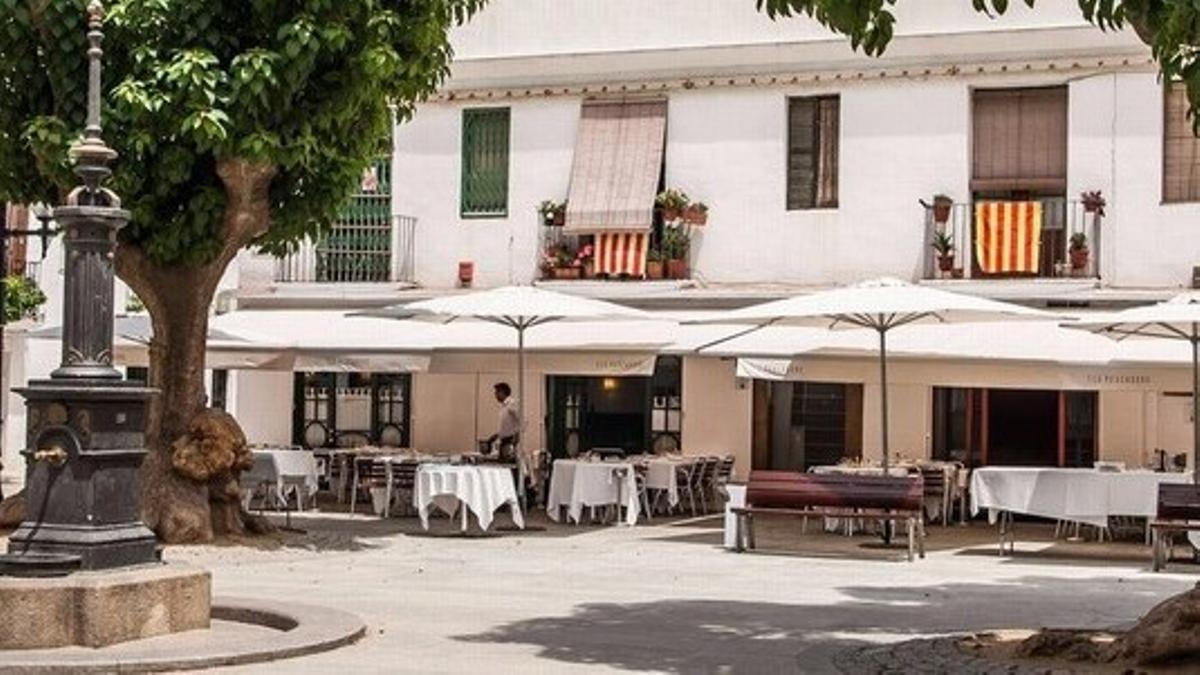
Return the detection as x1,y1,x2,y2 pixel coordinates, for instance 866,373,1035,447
547,460,640,526
971,467,1192,528
415,465,523,531
643,458,697,507
240,450,319,510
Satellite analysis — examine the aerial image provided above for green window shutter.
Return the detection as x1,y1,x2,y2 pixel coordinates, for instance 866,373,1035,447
461,108,511,217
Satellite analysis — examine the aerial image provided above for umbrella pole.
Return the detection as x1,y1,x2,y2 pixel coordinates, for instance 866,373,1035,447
879,328,890,474
1193,330,1198,484
517,324,527,503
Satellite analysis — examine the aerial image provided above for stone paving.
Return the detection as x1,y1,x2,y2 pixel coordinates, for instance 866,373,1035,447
131,511,1197,674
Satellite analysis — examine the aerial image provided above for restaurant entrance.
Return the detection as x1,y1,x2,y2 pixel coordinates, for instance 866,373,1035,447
932,387,1097,467
751,381,864,471
545,356,682,458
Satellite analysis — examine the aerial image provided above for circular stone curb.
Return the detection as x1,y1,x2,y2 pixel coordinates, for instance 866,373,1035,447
833,636,1057,675
0,596,366,673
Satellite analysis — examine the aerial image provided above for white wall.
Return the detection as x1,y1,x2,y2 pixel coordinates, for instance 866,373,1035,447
394,98,580,289
230,371,293,446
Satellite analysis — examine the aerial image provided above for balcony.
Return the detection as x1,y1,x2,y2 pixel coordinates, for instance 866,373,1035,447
922,198,1102,281
275,215,416,284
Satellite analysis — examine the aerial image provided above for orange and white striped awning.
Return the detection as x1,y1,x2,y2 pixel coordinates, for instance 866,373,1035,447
595,232,650,277
974,201,1043,274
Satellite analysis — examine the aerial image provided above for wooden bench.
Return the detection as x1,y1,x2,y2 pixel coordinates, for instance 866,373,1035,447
1150,483,1200,572
732,470,926,562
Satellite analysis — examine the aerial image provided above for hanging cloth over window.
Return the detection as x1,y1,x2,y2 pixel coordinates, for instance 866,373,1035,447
595,232,650,277
974,201,1043,275
564,100,667,233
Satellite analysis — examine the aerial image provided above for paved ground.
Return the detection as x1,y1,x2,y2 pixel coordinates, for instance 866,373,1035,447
140,511,1198,674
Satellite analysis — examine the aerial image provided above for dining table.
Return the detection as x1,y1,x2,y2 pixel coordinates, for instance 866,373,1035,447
547,459,641,526
414,464,524,532
240,448,320,512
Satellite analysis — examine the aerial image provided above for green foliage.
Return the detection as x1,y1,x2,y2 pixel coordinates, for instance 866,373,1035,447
0,0,487,265
930,230,954,256
661,224,691,261
4,275,46,322
756,1,1200,130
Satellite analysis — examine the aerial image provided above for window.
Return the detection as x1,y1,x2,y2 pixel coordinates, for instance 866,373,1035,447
971,87,1067,193
210,369,228,411
292,373,411,448
461,108,510,217
787,96,839,210
649,356,682,453
1163,83,1200,202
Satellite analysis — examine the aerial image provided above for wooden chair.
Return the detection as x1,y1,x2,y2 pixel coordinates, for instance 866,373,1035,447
349,456,390,517
1151,483,1200,571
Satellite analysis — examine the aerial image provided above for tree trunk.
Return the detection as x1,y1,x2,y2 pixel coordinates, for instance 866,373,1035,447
115,158,276,544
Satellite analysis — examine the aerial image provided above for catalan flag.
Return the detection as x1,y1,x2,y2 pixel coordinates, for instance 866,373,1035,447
595,232,650,277
974,201,1043,275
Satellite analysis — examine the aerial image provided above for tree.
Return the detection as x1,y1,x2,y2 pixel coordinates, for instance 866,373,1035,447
756,1,1200,126
4,275,47,323
0,0,486,542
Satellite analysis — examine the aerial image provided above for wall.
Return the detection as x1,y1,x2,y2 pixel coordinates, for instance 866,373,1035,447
681,358,752,479
861,383,931,464
412,371,547,455
394,98,580,289
230,371,293,446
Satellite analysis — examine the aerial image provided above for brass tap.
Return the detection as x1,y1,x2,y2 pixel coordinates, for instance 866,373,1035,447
33,446,69,467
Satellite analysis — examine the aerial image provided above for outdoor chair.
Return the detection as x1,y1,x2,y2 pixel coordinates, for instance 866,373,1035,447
389,460,419,517
695,457,720,514
672,461,699,516
918,466,948,525
349,456,391,517
633,464,652,522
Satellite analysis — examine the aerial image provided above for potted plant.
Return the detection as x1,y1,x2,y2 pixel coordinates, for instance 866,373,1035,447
1069,232,1089,272
930,230,955,274
645,249,665,280
575,243,594,279
682,201,708,226
656,188,690,223
1080,190,1106,217
662,224,690,279
931,194,953,224
538,200,566,227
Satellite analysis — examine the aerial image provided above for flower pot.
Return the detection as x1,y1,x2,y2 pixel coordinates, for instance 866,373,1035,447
582,260,594,279
932,199,953,224
666,259,689,280
1070,248,1090,271
457,261,474,287
661,208,681,223
645,261,664,280
551,210,566,227
937,255,955,273
554,266,582,280
682,206,708,226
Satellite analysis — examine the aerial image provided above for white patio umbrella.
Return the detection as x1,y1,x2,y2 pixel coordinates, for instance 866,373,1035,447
689,278,1054,473
365,286,652,468
1065,292,1200,483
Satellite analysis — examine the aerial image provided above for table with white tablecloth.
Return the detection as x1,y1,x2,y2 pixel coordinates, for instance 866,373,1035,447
240,449,319,511
641,456,699,508
971,467,1192,528
547,459,641,526
415,464,524,532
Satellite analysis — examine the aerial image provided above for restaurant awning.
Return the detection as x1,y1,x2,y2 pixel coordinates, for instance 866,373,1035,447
563,99,667,234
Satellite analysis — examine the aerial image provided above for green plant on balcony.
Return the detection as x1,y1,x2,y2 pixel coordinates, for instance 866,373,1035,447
539,200,567,227
1080,190,1106,217
4,275,46,322
656,188,690,223
661,224,691,279
1069,232,1090,271
682,201,709,226
930,230,955,273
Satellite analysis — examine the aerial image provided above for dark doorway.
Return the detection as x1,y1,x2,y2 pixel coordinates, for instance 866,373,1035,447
752,380,863,471
987,389,1058,466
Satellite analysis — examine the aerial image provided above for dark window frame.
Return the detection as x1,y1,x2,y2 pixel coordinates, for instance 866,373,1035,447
786,95,840,211
460,107,511,218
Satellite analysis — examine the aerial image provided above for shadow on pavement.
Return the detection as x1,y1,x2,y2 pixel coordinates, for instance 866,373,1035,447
455,575,1194,674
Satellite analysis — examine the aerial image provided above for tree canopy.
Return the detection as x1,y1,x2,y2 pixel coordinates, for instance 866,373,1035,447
757,1,1199,125
0,0,486,265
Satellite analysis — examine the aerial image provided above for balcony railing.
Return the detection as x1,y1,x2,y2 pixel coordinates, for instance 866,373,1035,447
275,215,416,283
922,198,1102,280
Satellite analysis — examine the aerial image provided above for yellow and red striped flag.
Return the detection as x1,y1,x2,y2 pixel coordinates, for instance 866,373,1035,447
974,201,1043,274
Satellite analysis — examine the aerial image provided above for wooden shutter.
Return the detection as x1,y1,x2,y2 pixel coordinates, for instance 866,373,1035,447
787,96,839,210
971,87,1067,193
1163,83,1200,202
461,108,511,217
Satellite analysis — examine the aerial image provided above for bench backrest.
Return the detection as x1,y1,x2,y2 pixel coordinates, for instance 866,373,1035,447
745,470,923,512
1158,483,1200,521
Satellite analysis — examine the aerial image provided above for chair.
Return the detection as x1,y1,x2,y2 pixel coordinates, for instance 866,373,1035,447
918,466,948,526
675,461,699,516
349,456,391,517
390,460,419,517
633,464,653,522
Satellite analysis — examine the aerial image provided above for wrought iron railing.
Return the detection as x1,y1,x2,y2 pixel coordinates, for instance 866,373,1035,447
922,197,1102,280
275,215,416,283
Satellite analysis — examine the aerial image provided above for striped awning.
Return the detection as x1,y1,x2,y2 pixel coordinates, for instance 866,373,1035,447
564,99,667,233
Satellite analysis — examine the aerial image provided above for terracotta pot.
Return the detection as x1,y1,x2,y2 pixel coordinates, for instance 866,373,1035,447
937,255,955,273
457,261,474,287
555,266,582,280
645,261,664,280
552,209,565,227
661,208,681,223
1070,248,1089,270
666,259,689,280
582,260,594,279
683,206,708,226
932,199,952,224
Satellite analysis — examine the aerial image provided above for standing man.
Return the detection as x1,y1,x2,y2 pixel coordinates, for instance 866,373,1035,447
487,382,520,462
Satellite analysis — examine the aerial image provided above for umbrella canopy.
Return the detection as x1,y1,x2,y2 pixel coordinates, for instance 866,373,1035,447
1065,292,1200,482
365,286,653,494
689,277,1055,472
